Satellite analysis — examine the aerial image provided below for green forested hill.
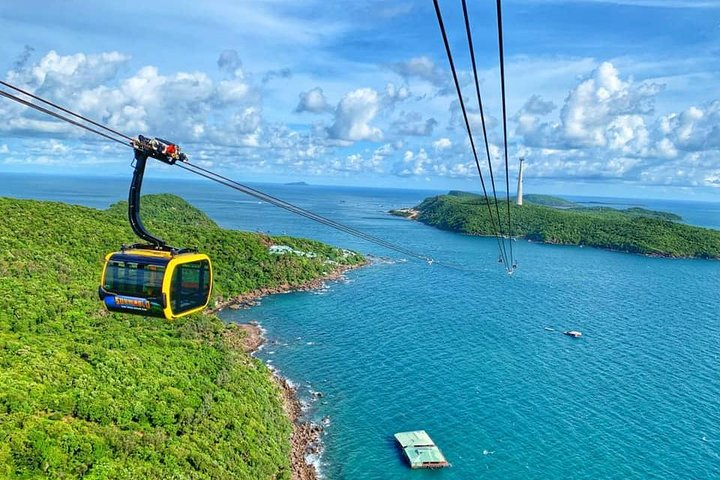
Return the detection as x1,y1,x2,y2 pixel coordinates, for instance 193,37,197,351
410,193,720,259
0,194,363,479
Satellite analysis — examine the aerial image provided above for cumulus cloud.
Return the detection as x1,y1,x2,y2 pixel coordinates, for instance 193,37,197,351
295,87,332,114
391,111,438,136
523,95,556,115
560,63,660,147
383,82,410,106
391,56,448,90
329,149,386,174
393,148,430,176
327,88,383,142
4,48,719,189
705,170,720,188
1,50,257,144
656,101,720,152
516,62,663,152
433,138,452,150
390,146,477,179
511,61,720,187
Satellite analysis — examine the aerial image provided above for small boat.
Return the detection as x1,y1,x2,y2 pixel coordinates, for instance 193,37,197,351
564,330,582,338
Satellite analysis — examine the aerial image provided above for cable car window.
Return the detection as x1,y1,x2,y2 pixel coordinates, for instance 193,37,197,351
104,261,165,298
170,260,210,315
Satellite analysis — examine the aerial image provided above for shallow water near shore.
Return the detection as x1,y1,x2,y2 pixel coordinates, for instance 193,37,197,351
4,173,720,479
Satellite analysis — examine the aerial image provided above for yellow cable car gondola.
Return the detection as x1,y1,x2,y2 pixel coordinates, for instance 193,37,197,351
98,136,213,319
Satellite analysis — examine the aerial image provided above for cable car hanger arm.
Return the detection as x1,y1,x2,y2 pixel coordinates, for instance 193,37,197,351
127,135,189,251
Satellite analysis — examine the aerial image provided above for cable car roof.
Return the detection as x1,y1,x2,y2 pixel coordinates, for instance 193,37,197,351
107,250,173,266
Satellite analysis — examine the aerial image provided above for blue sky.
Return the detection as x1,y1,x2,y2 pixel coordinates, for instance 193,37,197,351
1,0,719,200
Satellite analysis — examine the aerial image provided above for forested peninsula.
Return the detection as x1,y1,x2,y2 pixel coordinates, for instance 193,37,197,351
0,194,363,479
391,191,720,259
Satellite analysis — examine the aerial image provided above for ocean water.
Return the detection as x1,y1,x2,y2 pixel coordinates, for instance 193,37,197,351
3,173,719,479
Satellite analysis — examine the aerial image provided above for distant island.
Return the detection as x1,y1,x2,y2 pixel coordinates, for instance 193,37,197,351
285,181,309,186
390,191,720,259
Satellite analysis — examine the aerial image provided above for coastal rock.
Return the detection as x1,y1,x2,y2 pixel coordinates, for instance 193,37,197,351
210,261,368,313
219,261,369,480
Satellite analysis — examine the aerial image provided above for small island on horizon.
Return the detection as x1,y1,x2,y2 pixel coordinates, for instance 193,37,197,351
390,191,720,259
285,181,310,186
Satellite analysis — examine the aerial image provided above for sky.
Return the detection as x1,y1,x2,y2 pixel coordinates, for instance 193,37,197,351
1,0,719,200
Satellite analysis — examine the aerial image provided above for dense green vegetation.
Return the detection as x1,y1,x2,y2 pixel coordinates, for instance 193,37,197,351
0,194,363,479
449,191,682,222
408,193,720,258
522,193,579,208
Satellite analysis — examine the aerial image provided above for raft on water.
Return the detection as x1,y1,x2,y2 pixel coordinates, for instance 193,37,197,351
394,430,450,469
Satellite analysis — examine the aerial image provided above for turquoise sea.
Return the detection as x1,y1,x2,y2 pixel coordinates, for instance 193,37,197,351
3,173,719,479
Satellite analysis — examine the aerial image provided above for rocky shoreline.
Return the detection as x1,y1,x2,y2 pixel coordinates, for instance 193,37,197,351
388,207,420,220
217,262,367,480
211,261,366,313
228,322,322,480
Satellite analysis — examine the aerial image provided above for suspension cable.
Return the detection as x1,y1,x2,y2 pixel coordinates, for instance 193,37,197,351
496,0,515,268
432,0,510,272
0,80,134,142
0,89,129,147
0,83,438,265
461,0,508,266
178,161,434,262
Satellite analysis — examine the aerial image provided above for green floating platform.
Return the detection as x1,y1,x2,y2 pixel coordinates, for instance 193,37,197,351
394,430,450,469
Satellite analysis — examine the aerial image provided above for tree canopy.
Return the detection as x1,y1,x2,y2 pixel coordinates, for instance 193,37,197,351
409,193,720,259
0,194,363,479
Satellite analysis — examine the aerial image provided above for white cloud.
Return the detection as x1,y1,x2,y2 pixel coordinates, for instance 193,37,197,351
705,170,720,187
606,115,649,154
327,88,383,142
391,146,478,179
522,95,556,115
2,50,256,144
330,151,385,174
14,50,130,87
656,101,720,152
391,57,448,90
433,138,452,150
393,148,429,176
391,111,437,136
295,87,331,114
383,82,410,106
507,59,720,187
559,62,661,148
516,62,664,159
3,48,718,190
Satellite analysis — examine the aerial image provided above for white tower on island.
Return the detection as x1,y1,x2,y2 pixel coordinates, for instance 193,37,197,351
516,157,525,206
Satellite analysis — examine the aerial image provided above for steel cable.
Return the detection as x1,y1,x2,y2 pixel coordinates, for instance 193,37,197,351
432,0,510,272
495,0,515,268
0,84,439,266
